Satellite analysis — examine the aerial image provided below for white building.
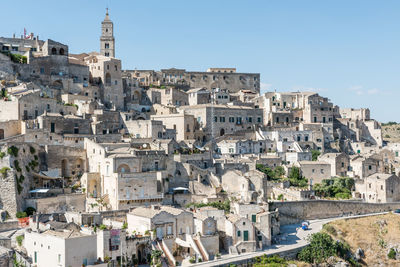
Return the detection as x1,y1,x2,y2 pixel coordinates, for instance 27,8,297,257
25,229,97,267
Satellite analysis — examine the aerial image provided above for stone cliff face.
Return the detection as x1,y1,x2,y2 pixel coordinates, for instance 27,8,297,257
0,143,42,218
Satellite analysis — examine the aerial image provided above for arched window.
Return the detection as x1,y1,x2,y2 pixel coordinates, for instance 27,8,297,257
220,128,225,136
105,73,111,85
59,48,65,55
117,164,130,173
51,47,57,55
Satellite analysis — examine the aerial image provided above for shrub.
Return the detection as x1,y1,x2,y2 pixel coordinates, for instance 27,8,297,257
277,194,284,200
14,160,21,172
311,150,321,161
99,224,107,230
25,166,30,172
388,248,396,259
298,233,338,263
16,211,27,218
16,235,24,246
0,152,5,159
0,167,10,178
7,146,18,157
254,255,287,267
29,146,35,154
122,222,128,229
186,199,231,213
189,257,196,264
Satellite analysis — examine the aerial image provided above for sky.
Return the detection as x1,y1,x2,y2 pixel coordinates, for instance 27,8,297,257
1,0,399,122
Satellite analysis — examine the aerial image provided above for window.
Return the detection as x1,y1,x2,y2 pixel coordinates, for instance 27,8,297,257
312,169,315,173
214,116,218,122
229,117,235,123
50,122,55,133
237,230,241,237
251,214,256,222
341,162,344,167
368,165,372,170
40,67,45,74
105,43,109,49
381,185,383,190
34,252,37,263
114,80,118,85
321,169,324,174
219,116,225,122
58,254,61,263
257,117,261,123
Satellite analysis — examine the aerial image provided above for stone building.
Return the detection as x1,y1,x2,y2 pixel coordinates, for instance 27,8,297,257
150,113,196,141
0,86,77,121
84,140,166,210
85,53,123,109
187,87,211,105
180,104,263,140
296,161,331,184
355,173,400,203
223,214,256,254
318,152,350,177
25,229,97,267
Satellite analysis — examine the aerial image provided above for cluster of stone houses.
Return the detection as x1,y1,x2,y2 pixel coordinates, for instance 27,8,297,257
0,10,399,267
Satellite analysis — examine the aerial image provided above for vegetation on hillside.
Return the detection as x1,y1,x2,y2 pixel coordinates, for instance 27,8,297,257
186,199,230,213
381,121,398,126
256,164,285,180
313,177,354,199
298,232,358,266
287,167,308,187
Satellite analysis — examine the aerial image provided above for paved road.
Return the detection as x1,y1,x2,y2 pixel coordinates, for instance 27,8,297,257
194,212,388,267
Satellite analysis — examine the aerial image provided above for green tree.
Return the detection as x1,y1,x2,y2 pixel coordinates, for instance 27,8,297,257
274,166,285,178
311,150,321,161
298,233,337,263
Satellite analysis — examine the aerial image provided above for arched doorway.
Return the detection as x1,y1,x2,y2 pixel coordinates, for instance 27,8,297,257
51,47,57,55
137,244,147,264
61,159,68,177
59,48,65,55
220,128,225,136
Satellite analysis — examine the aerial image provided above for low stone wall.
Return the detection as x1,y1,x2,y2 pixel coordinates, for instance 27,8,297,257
25,193,85,213
0,221,19,232
269,200,400,225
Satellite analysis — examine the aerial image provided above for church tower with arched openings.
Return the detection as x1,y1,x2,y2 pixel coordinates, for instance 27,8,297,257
100,8,115,58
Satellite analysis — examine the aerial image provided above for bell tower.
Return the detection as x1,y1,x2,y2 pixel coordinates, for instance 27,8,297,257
100,8,115,57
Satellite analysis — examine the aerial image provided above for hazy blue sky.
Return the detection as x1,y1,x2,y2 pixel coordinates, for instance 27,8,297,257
1,0,399,122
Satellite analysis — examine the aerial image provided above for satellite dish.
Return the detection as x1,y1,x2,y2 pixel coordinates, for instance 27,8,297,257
143,144,147,148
